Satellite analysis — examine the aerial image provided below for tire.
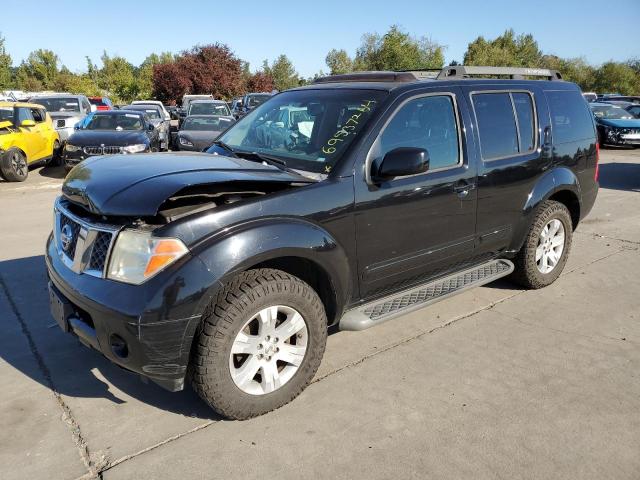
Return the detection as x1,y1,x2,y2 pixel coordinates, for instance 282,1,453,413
191,268,327,420
510,200,573,289
0,148,28,182
48,140,61,166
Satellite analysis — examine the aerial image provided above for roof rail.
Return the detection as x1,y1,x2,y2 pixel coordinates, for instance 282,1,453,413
313,71,421,84
437,66,563,81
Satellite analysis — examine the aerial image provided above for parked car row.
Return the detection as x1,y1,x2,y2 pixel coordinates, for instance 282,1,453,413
589,102,640,147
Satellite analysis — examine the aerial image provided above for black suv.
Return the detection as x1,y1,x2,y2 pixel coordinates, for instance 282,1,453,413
46,66,599,419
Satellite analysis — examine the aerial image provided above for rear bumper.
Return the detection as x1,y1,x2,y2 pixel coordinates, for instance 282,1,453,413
45,233,207,391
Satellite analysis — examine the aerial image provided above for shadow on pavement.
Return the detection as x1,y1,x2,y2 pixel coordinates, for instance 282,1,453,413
0,254,218,420
38,164,66,179
598,162,640,192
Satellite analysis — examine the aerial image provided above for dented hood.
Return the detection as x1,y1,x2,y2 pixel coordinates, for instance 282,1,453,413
62,152,314,217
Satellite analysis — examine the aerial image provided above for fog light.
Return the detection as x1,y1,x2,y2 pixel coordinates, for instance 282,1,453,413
110,334,129,359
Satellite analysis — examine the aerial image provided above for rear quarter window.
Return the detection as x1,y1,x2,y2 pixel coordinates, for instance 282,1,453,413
545,90,595,144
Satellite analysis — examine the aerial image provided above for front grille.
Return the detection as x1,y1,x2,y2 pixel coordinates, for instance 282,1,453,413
55,201,117,278
88,231,112,271
59,214,82,260
56,119,66,128
83,146,123,155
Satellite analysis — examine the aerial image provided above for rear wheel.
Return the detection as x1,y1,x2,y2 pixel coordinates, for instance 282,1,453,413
0,148,28,182
511,200,573,289
190,268,327,420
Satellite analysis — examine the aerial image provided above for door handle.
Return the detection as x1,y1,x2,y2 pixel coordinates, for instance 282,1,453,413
453,181,475,198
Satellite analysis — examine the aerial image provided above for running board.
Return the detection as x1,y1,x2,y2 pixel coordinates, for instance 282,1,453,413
339,259,514,331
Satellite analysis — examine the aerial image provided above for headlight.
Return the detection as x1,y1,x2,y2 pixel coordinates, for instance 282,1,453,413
107,230,188,285
65,144,81,152
122,143,147,154
179,137,193,146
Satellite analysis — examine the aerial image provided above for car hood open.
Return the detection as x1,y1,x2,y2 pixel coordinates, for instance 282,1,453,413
61,152,315,217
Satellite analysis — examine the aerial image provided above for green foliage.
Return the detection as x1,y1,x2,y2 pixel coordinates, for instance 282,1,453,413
0,33,12,89
262,55,300,91
464,29,542,67
593,62,640,95
325,49,352,75
464,29,640,95
352,25,445,71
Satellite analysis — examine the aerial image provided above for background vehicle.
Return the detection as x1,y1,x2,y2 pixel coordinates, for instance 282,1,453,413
122,104,170,151
88,96,114,111
62,109,160,171
0,101,60,181
233,92,273,119
178,94,215,125
46,66,598,420
187,99,233,118
132,100,171,121
582,92,598,102
175,114,234,151
590,102,640,146
28,94,92,143
597,95,640,104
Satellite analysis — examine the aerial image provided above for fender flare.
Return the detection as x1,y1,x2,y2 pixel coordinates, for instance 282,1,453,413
192,218,353,322
510,166,581,251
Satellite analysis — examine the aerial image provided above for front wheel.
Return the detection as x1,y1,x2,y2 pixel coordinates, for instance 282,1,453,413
190,269,327,419
0,148,28,182
510,200,573,289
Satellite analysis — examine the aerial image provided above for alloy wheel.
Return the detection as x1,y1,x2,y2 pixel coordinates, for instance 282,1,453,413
229,305,308,395
11,152,27,177
536,219,565,274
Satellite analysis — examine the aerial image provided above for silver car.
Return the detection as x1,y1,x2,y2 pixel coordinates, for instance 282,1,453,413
28,94,92,142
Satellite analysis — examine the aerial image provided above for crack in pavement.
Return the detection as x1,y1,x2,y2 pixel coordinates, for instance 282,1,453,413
575,230,640,248
0,275,106,479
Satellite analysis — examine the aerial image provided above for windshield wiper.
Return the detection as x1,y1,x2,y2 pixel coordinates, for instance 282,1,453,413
210,140,236,155
233,149,289,172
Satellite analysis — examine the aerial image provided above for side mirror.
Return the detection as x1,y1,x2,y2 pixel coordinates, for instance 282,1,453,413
74,123,81,130
148,123,155,131
20,119,36,128
376,147,429,180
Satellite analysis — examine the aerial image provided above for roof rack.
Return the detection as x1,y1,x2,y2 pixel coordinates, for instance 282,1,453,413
437,66,563,81
313,66,563,84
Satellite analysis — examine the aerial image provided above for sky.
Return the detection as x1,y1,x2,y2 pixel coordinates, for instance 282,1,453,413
2,0,639,77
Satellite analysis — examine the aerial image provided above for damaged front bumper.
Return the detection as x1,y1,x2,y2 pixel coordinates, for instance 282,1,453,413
45,233,209,391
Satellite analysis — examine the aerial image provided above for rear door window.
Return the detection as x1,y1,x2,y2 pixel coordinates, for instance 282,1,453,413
545,90,595,144
472,91,536,160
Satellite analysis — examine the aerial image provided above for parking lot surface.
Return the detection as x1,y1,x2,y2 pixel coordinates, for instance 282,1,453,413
1,149,639,479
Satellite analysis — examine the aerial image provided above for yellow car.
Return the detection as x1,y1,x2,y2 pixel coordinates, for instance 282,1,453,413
0,101,60,182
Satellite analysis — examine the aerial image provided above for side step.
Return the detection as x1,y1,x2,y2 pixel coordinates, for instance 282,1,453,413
339,259,514,331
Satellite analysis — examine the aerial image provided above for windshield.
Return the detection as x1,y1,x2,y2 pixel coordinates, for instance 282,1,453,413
247,94,271,108
89,98,107,106
124,107,161,119
213,89,386,173
591,105,635,120
83,113,144,130
189,103,230,116
31,97,80,113
183,116,232,131
0,107,12,122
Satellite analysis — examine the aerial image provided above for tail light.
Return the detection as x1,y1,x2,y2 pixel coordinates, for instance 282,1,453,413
594,142,600,182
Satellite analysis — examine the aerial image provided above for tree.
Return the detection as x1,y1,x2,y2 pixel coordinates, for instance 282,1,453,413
464,29,542,67
153,44,245,102
593,62,640,95
246,71,274,92
138,52,174,99
325,49,353,75
352,25,445,71
96,52,137,102
263,55,300,91
18,49,59,89
0,33,12,89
